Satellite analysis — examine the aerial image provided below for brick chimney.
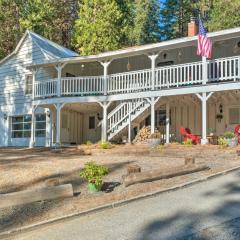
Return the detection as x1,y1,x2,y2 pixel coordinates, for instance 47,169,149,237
188,17,198,37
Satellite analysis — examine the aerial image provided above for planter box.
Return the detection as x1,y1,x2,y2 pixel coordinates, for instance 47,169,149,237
226,138,238,147
146,138,161,148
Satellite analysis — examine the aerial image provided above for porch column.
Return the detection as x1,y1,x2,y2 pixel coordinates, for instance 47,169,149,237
31,68,37,100
196,92,213,144
146,97,160,134
100,61,111,96
166,102,170,144
98,101,111,142
54,103,64,147
202,56,208,85
128,102,132,143
55,64,65,97
148,54,158,90
29,105,36,148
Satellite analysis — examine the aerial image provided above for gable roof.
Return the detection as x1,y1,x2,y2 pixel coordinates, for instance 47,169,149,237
0,30,78,66
28,31,79,59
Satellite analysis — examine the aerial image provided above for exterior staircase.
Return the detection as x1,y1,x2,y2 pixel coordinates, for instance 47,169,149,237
107,98,150,141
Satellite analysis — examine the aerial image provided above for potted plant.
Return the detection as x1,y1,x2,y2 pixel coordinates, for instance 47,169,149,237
223,131,238,147
208,128,215,136
80,162,108,192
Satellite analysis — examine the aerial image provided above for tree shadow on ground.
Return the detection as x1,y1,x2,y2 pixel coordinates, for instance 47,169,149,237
0,160,130,232
136,171,240,240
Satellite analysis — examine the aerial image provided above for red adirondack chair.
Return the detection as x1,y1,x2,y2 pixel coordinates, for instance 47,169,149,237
180,127,200,145
234,125,240,144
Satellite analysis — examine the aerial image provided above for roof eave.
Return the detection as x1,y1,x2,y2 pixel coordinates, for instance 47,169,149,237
27,27,240,69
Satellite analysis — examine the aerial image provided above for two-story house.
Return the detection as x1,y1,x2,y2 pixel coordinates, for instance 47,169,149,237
1,20,240,147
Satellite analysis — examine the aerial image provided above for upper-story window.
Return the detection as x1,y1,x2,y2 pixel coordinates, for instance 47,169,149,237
25,74,33,95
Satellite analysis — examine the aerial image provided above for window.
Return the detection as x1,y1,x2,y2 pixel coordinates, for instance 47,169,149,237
11,114,46,138
35,114,46,137
25,74,33,95
89,116,95,129
155,110,171,126
229,108,240,124
12,115,32,138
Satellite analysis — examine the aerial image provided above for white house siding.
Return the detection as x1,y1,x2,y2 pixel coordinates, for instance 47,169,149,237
0,34,55,147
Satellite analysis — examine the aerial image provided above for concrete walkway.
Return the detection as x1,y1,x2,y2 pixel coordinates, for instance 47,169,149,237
4,170,240,240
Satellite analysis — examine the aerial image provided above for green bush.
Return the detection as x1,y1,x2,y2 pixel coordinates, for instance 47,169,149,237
99,141,113,149
218,137,228,148
223,131,236,139
182,139,193,146
85,140,92,145
80,162,108,188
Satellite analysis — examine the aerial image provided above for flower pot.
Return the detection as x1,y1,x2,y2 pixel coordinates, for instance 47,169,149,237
147,138,161,148
225,138,238,147
88,183,101,192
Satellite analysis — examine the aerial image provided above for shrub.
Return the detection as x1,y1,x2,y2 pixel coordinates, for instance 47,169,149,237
218,137,228,148
223,131,236,139
80,162,108,189
85,140,92,145
182,139,193,146
99,141,113,149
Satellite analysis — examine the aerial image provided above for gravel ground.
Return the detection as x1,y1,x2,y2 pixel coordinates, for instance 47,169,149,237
0,143,240,233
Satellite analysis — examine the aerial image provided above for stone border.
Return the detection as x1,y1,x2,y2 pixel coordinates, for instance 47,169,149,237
1,165,240,239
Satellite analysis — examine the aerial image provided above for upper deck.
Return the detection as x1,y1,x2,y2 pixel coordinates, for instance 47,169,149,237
33,55,240,102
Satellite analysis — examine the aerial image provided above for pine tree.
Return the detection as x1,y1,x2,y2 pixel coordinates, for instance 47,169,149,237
131,0,161,45
73,0,124,55
0,0,24,59
20,0,78,48
160,0,196,40
207,0,240,31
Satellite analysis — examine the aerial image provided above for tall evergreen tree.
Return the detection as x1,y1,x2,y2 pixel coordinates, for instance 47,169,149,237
0,0,24,59
160,0,196,40
73,0,124,55
131,0,161,45
207,0,240,31
20,0,78,48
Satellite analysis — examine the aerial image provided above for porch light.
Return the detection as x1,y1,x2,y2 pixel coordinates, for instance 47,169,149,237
81,64,85,68
233,41,240,54
46,110,50,118
3,114,7,120
178,51,182,61
127,57,131,71
97,113,103,121
219,104,223,114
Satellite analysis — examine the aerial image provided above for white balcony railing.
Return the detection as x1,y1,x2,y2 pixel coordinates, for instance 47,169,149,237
34,55,240,99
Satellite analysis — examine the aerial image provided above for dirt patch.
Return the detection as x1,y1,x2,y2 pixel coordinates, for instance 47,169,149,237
0,144,240,232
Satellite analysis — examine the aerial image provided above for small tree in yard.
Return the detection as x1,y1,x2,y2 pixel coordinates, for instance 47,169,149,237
80,162,108,192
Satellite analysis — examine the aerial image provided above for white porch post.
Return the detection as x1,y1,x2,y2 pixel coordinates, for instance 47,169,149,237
146,97,160,134
202,56,208,85
148,54,158,90
196,92,213,145
30,105,36,148
55,64,65,97
150,97,155,134
101,61,111,96
128,102,132,143
98,101,111,142
31,68,37,100
166,102,170,144
54,103,64,147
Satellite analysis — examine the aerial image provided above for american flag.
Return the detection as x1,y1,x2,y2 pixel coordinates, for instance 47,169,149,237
197,18,212,59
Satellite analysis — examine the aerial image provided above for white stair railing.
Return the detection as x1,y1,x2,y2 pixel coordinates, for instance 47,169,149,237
107,98,149,140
